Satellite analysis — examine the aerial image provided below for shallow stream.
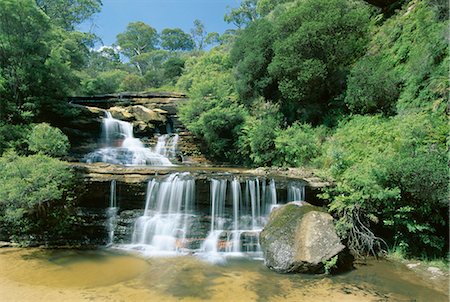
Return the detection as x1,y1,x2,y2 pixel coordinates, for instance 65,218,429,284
0,248,447,302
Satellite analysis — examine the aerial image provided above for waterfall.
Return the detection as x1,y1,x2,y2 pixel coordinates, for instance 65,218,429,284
200,177,283,261
106,180,117,246
116,174,306,262
130,173,195,255
287,182,305,202
153,134,179,159
84,111,173,166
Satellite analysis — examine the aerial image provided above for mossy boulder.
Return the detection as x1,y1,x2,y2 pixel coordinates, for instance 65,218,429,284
260,202,353,274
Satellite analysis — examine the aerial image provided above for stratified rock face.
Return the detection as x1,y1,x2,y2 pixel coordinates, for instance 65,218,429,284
260,202,349,274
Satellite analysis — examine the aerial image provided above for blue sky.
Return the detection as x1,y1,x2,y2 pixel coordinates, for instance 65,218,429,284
79,0,239,47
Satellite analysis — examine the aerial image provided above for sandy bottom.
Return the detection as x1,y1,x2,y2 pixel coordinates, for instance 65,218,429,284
0,248,447,302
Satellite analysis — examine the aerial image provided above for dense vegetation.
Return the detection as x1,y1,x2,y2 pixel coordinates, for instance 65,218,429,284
178,0,449,259
0,0,447,259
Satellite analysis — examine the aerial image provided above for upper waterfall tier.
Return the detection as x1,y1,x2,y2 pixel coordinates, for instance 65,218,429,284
84,112,177,166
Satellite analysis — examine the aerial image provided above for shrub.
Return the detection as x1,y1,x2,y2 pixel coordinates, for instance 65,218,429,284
274,122,326,167
238,100,281,166
27,123,70,157
320,113,448,257
0,151,77,242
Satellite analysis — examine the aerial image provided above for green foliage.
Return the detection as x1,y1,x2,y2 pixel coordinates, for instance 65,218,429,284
80,69,128,94
178,49,248,163
268,0,372,123
0,151,77,242
36,0,102,30
224,0,259,29
345,55,400,115
274,122,326,167
0,123,31,156
27,123,70,157
238,101,282,166
162,57,186,85
347,0,448,115
116,21,159,74
160,28,194,52
230,19,277,104
0,0,85,123
322,255,338,275
119,74,146,92
321,113,448,257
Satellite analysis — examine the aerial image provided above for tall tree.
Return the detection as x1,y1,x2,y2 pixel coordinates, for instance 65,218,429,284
116,21,159,74
224,0,259,29
0,0,82,123
190,19,207,50
35,0,102,30
160,28,195,52
268,0,371,124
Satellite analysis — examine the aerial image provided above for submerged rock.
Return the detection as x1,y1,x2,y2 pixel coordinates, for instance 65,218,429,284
260,202,353,274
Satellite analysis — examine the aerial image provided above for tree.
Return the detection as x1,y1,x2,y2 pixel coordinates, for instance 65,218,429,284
0,151,77,242
0,0,82,123
190,19,206,50
160,28,195,52
27,123,70,157
35,0,102,30
224,0,259,29
230,19,277,105
162,57,186,85
116,21,159,74
268,0,372,124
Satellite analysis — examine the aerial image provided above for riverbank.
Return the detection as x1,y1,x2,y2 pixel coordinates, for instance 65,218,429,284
0,247,447,302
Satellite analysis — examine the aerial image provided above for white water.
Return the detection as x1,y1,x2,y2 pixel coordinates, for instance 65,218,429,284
106,180,117,246
199,177,281,262
129,173,195,256
114,174,305,262
154,134,179,159
287,181,306,202
84,111,174,166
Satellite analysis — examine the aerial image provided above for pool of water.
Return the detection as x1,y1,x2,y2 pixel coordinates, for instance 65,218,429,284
0,248,447,302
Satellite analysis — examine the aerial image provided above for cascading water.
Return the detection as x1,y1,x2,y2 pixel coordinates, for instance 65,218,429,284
84,111,173,166
153,134,179,159
106,180,117,245
114,174,306,262
129,173,195,256
200,177,281,261
287,181,306,202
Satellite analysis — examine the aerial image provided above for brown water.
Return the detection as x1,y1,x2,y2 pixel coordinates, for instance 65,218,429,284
0,248,447,302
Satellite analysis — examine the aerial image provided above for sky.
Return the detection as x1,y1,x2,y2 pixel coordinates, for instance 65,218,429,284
79,0,240,47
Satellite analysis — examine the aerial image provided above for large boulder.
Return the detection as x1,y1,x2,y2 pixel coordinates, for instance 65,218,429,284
260,202,353,274
130,105,167,123
109,106,134,121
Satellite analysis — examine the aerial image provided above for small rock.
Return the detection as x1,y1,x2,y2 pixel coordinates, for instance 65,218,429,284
407,263,421,269
427,267,443,275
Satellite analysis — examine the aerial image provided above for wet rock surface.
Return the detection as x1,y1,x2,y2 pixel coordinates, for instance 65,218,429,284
260,202,352,274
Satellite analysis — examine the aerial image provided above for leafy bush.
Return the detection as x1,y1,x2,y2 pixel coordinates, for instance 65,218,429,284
345,55,400,115
178,49,247,163
268,0,372,123
119,74,146,92
0,123,30,155
27,123,70,157
321,113,448,257
274,122,326,167
238,101,282,166
0,151,77,242
80,69,128,94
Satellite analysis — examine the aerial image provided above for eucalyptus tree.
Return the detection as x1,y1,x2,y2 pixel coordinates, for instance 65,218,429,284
35,0,102,30
160,28,195,52
116,21,159,75
0,0,83,123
